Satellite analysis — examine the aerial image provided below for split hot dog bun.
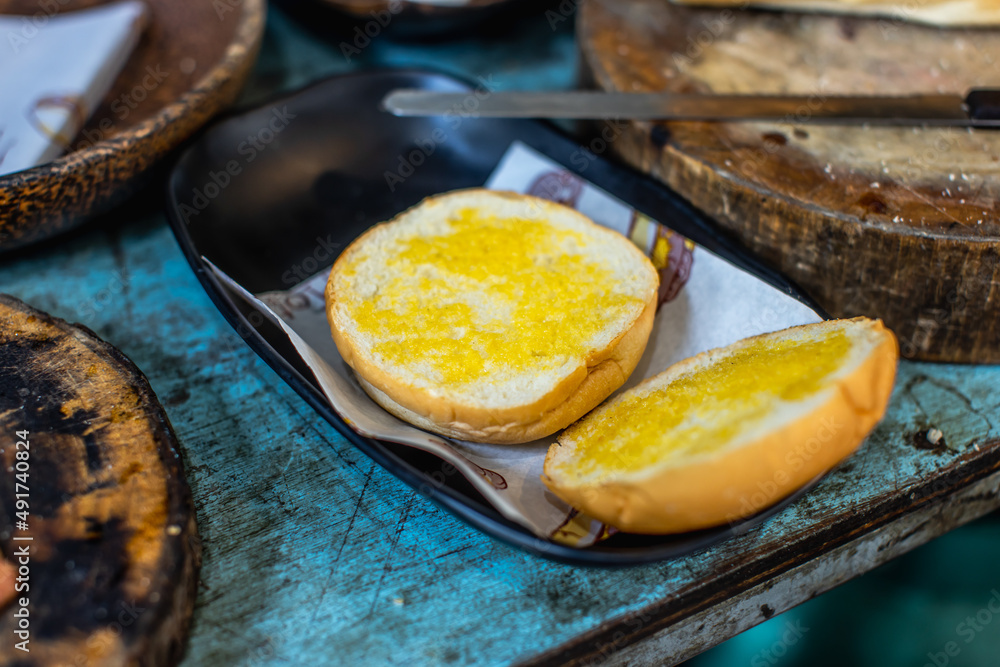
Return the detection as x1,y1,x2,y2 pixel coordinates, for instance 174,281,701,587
543,317,899,534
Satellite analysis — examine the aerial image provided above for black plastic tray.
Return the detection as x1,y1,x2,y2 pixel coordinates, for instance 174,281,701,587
164,69,824,566
276,0,538,41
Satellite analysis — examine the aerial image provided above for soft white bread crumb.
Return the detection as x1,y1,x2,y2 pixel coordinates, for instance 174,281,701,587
326,189,660,444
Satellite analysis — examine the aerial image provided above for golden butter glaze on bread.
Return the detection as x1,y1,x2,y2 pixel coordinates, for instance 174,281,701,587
543,317,899,533
325,189,660,444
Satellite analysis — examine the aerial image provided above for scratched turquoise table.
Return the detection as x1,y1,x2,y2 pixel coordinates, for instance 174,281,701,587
4,6,1000,666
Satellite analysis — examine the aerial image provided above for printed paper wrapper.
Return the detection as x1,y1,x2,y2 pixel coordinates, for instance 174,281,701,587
213,141,821,548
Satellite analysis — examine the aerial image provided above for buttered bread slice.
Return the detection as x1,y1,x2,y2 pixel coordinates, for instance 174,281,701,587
325,189,660,444
543,318,898,533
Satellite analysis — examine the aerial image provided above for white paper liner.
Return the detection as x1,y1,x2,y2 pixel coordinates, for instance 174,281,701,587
213,142,822,547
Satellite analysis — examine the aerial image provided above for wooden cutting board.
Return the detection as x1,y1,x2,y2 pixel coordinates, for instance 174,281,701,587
0,294,199,666
578,0,1000,362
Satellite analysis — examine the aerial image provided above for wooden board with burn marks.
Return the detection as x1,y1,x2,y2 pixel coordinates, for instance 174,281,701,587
0,294,199,667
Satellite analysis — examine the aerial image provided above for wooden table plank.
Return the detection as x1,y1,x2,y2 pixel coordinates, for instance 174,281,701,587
600,472,1000,667
2,8,998,666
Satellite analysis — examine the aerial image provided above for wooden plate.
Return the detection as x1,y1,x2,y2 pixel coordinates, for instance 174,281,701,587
0,294,200,665
579,0,1000,363
0,0,265,253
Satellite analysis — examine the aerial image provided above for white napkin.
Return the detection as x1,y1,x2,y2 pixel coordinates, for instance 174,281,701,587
0,1,148,176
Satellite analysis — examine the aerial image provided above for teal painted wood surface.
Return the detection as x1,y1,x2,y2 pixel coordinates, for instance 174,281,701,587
2,6,999,666
6,175,1000,667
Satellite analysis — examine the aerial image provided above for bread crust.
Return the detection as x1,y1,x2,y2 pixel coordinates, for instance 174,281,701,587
325,189,660,444
542,318,899,534
355,297,656,444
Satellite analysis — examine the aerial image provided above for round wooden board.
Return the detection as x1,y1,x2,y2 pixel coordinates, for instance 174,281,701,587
578,0,1000,362
0,294,200,666
0,0,265,252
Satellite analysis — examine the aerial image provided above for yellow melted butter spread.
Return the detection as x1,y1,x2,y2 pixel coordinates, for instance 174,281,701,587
559,329,852,478
339,207,646,388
